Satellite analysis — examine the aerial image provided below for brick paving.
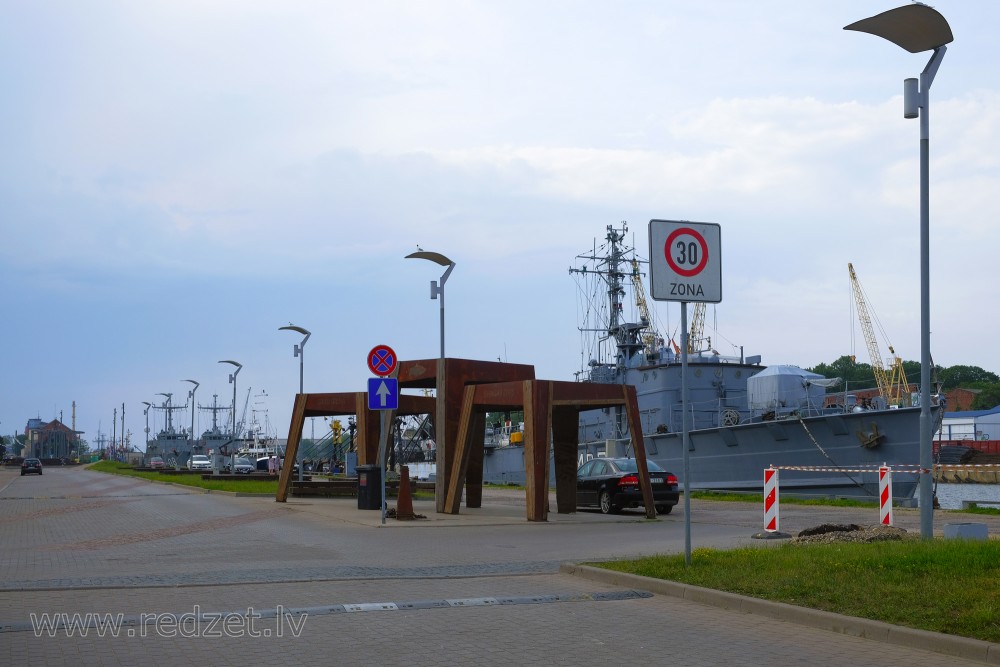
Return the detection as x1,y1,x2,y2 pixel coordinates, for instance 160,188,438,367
0,465,996,665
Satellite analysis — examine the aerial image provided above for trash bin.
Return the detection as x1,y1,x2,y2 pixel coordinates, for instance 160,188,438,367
356,464,382,510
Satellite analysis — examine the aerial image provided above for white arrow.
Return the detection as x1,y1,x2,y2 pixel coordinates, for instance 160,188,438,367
376,380,391,407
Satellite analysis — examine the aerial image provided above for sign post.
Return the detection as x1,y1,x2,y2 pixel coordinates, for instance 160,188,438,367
649,219,722,566
367,344,398,525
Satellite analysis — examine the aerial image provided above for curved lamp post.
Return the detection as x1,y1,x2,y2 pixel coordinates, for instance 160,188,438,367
845,3,953,539
218,360,242,439
278,325,311,394
279,325,311,481
184,379,200,453
405,250,455,358
142,401,152,453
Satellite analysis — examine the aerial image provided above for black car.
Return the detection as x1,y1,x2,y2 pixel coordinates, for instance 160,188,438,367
576,457,679,515
21,458,43,476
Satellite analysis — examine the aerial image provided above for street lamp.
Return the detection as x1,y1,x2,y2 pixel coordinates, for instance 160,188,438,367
405,250,455,358
142,401,152,453
278,325,311,394
184,379,199,452
845,3,953,539
279,325,311,481
218,360,242,439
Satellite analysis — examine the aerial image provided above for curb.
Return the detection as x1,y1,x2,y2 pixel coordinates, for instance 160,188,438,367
560,563,1000,665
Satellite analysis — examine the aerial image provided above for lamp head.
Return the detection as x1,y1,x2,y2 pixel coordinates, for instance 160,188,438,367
844,4,953,53
406,250,454,267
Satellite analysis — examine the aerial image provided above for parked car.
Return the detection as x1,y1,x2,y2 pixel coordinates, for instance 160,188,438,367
21,458,43,476
230,457,255,474
148,456,166,469
576,457,679,515
187,455,212,471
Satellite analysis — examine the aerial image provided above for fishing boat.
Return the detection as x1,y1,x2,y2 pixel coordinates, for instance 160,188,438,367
480,223,941,503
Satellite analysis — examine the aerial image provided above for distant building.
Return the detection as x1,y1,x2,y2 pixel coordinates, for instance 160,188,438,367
937,405,1000,442
944,387,979,412
25,418,80,459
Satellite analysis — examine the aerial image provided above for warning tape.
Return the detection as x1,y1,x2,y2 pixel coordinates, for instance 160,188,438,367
770,465,928,473
770,463,1000,474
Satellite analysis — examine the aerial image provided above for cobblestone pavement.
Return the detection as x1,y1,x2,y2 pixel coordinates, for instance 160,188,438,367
1,466,995,666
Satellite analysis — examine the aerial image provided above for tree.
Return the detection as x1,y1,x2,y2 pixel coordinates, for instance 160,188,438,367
938,365,1000,390
808,355,876,390
970,384,1000,411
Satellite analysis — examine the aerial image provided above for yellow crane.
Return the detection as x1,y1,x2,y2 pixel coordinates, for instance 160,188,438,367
631,258,707,355
688,303,706,353
848,263,911,407
630,259,659,353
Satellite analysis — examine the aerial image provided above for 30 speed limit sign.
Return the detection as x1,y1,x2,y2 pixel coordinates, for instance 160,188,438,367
648,220,721,303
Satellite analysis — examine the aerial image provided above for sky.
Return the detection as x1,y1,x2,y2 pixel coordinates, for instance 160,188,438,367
3,0,999,451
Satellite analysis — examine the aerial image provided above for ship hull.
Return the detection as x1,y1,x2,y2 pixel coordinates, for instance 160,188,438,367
605,406,930,502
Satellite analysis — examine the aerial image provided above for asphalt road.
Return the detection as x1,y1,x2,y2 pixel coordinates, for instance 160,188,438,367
1,465,995,666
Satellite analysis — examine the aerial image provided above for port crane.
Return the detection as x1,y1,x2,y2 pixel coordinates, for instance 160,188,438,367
848,263,912,407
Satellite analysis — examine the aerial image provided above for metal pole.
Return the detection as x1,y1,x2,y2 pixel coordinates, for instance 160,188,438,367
681,301,691,566
439,284,445,359
918,46,946,540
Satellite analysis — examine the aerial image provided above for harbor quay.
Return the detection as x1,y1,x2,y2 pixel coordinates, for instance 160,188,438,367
1,466,997,666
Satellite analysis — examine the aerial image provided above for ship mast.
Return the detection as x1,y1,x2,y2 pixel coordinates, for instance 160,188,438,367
569,223,647,368
199,394,231,435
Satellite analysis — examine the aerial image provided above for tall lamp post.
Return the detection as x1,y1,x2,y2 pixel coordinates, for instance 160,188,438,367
184,379,200,455
845,4,953,539
218,360,242,440
279,325,311,481
405,250,455,358
142,401,152,456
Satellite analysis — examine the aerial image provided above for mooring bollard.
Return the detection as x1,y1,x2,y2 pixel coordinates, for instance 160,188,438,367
879,465,893,526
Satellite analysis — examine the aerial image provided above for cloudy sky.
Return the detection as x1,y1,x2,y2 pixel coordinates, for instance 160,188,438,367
3,1,998,450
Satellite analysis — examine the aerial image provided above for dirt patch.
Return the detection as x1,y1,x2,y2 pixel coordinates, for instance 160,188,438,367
791,523,912,544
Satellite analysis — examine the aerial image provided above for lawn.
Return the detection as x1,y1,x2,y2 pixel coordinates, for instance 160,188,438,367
594,538,1000,642
89,460,279,494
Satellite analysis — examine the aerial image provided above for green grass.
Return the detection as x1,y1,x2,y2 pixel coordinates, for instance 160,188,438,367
593,539,1000,642
89,460,279,494
88,460,436,499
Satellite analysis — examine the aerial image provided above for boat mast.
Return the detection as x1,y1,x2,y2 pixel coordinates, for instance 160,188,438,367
569,223,647,370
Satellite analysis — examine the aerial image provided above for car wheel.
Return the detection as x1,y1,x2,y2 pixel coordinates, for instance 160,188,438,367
20,471,24,476
599,490,618,515
656,504,672,515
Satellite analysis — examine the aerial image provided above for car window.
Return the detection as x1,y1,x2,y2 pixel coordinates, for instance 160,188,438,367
614,459,638,473
591,461,608,476
577,460,594,476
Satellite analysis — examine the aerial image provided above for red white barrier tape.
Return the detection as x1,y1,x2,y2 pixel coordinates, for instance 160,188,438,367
769,465,929,473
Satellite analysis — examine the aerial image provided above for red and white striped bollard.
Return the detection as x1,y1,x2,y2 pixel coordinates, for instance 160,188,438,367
764,467,780,533
879,465,893,526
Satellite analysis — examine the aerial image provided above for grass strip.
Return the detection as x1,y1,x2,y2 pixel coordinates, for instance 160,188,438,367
593,539,1000,642
90,460,279,494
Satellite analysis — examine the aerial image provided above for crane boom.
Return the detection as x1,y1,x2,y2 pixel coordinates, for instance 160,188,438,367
849,263,909,407
688,303,706,353
629,259,657,353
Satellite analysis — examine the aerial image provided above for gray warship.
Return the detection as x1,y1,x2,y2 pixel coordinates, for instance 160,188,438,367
479,223,939,502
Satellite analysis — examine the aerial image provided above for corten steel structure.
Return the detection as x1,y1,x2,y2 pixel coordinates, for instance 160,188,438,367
276,357,657,522
277,358,534,510
446,379,656,521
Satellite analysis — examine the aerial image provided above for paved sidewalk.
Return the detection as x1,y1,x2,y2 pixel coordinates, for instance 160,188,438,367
1,466,997,666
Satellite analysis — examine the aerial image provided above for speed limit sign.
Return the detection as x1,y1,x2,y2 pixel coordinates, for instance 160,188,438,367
648,220,721,303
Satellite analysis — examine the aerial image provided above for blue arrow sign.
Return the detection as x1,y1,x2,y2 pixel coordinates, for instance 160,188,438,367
368,378,398,411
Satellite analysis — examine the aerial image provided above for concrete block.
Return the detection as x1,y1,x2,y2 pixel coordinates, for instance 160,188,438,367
943,522,988,540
